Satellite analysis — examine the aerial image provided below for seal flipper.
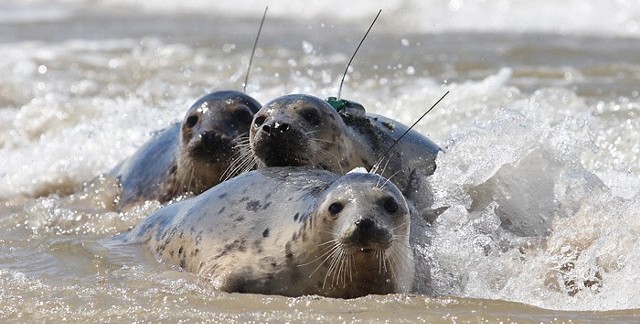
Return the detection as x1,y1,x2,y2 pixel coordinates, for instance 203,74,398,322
422,206,449,224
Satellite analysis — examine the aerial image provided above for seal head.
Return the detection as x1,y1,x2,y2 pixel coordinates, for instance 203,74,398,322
250,94,370,171
301,172,415,297
109,90,261,210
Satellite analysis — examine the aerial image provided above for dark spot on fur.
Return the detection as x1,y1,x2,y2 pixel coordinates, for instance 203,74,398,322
178,246,184,255
262,228,270,237
285,242,293,259
253,239,263,252
246,200,261,212
265,192,272,200
292,232,298,241
169,250,175,257
170,164,177,174
293,213,299,221
239,196,250,202
215,239,247,259
408,169,420,194
238,239,247,252
192,249,200,257
235,216,245,222
218,193,228,199
262,202,272,210
180,258,186,269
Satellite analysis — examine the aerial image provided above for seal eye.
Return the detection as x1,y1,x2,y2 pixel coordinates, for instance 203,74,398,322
254,115,266,128
185,115,198,128
233,107,254,125
383,197,398,213
299,108,322,126
328,202,343,216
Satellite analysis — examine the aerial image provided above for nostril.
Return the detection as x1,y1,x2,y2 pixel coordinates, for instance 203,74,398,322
200,131,228,146
275,122,290,133
262,124,271,134
355,218,374,230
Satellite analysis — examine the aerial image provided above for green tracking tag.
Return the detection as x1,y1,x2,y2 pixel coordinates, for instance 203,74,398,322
325,97,366,118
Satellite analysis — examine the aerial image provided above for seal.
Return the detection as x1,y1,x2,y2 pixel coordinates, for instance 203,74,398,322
125,167,414,298
246,94,439,293
109,90,261,211
247,94,439,213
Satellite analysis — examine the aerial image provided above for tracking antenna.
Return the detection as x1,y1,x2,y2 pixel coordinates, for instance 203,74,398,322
326,9,381,115
381,90,450,159
242,6,268,93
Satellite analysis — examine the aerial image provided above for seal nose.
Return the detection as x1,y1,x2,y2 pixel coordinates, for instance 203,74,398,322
262,121,290,135
355,218,375,231
199,131,230,148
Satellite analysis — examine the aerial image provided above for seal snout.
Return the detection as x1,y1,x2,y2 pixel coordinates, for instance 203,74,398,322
342,217,393,252
200,130,231,145
251,116,309,167
355,218,375,230
189,130,234,159
261,121,291,135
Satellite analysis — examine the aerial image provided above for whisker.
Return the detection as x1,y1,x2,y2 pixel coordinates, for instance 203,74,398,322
324,247,344,288
318,238,341,246
304,243,343,282
379,170,401,189
308,142,347,174
221,137,256,180
390,222,408,232
299,241,341,267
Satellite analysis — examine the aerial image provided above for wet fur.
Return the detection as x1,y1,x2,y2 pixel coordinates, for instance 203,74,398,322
109,91,261,211
245,94,440,294
125,167,414,298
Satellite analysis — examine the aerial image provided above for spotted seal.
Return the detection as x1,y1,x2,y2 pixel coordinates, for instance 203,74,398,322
125,167,414,298
109,90,261,211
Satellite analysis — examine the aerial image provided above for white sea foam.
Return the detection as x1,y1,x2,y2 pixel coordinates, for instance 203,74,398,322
27,0,640,37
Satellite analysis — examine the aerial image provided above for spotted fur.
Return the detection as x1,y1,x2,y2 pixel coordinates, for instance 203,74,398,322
125,167,414,298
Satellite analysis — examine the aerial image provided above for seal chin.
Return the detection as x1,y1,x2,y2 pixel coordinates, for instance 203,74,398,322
259,152,308,167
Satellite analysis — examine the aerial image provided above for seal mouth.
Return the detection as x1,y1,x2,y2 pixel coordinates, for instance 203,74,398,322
340,219,393,253
252,128,310,167
359,247,376,253
341,242,389,255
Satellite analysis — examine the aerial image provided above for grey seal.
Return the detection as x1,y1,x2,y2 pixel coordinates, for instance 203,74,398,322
109,90,261,211
125,167,414,298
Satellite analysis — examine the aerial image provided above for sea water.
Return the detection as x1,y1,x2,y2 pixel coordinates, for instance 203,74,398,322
1,0,639,321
